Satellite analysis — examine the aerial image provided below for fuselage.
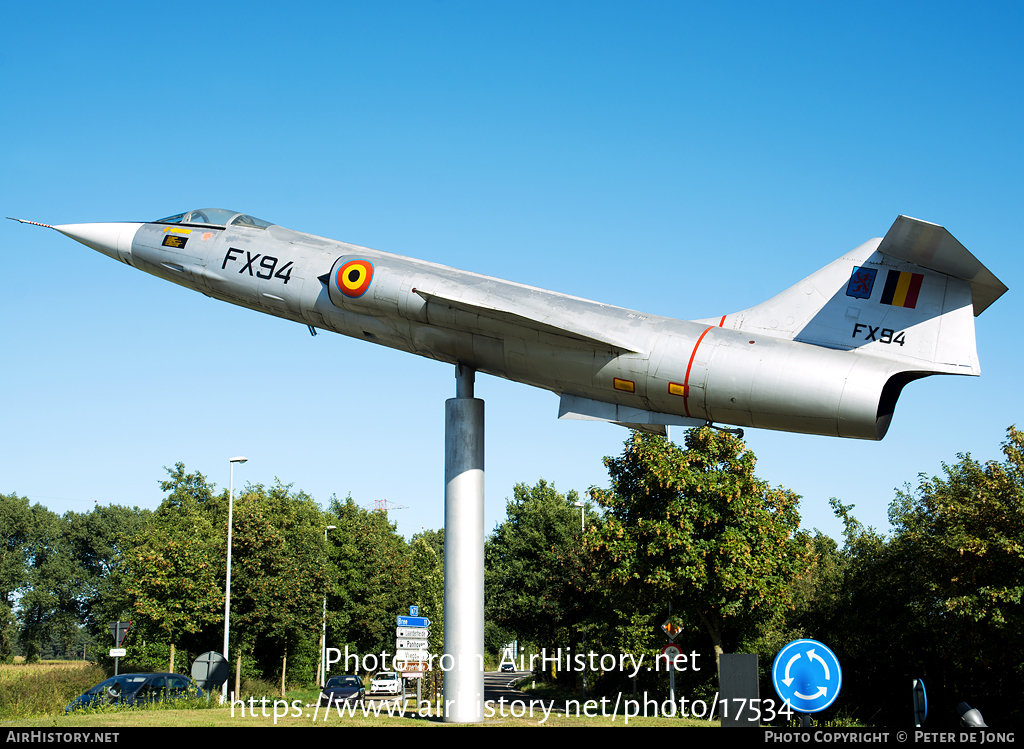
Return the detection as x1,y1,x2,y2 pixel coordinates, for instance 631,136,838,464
67,211,897,441
38,208,971,441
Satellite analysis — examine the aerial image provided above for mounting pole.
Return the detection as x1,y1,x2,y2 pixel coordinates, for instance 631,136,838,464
443,363,484,722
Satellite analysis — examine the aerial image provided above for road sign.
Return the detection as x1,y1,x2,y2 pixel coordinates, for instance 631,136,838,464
191,651,230,691
661,620,683,642
109,648,126,657
396,649,431,662
410,606,419,616
109,621,131,646
772,639,842,714
661,643,683,660
396,627,430,639
397,616,430,628
397,639,430,651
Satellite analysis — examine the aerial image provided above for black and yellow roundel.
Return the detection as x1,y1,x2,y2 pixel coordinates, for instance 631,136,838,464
336,259,374,298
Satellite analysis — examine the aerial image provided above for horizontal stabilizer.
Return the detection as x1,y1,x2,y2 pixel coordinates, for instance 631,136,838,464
877,216,1007,315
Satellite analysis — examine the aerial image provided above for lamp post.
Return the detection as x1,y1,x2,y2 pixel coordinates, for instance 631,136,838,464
320,525,337,687
222,456,247,702
574,500,586,697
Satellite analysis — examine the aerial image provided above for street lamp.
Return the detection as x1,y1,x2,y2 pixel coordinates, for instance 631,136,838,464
223,456,247,702
320,525,337,687
573,500,586,697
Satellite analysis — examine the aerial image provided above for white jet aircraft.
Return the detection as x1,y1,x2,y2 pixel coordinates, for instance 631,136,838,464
11,211,1006,440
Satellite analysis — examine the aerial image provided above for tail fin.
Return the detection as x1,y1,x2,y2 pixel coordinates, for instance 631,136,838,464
701,216,1007,376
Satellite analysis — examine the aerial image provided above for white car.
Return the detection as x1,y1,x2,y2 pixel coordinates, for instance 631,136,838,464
370,672,402,695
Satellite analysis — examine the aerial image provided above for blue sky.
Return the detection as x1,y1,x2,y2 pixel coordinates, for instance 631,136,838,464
2,1,1020,543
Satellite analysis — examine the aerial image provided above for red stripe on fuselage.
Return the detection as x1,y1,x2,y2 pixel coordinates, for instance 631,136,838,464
683,326,715,418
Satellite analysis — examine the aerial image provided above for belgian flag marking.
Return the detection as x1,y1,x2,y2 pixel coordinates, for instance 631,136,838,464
879,270,923,309
336,259,374,298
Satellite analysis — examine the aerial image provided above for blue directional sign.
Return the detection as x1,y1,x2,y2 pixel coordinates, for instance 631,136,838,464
397,615,430,628
772,639,842,713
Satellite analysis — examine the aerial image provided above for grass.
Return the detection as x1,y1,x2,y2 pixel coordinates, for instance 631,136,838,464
0,661,106,719
516,676,580,703
6,703,717,727
0,664,716,727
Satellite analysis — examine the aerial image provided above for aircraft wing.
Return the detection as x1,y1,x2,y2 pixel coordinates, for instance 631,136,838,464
413,288,644,354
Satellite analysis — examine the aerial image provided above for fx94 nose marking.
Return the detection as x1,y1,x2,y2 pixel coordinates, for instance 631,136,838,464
222,247,294,283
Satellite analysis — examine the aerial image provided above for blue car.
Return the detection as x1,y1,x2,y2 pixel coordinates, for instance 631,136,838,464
65,673,202,712
319,675,365,707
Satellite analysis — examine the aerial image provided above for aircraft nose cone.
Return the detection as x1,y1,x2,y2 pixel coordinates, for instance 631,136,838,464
54,222,142,263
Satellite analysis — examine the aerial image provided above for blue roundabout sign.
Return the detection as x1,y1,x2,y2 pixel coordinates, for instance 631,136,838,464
772,639,842,713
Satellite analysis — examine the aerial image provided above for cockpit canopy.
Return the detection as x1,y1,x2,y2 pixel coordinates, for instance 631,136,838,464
155,208,273,229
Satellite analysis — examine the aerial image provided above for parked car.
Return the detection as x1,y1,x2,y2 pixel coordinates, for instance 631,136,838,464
319,675,365,706
370,671,402,696
65,673,202,712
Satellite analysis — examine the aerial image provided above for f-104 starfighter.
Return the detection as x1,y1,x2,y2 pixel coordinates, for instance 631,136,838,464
11,208,1006,440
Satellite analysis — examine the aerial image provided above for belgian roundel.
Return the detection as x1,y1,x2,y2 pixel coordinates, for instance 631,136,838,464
336,259,374,298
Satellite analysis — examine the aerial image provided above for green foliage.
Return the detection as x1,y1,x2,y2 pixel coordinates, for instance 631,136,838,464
6,423,1020,726
5,465,448,691
229,480,328,683
411,527,444,561
782,428,1024,727
65,504,151,631
890,427,1024,632
885,426,1024,724
0,604,17,663
118,465,329,683
0,491,150,664
486,479,591,655
0,492,33,609
121,466,224,667
18,504,86,661
406,534,444,696
407,536,444,655
589,428,813,662
325,496,417,662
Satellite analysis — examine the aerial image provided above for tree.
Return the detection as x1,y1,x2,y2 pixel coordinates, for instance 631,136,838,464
588,428,813,670
65,504,151,635
782,499,908,726
411,528,444,562
0,492,32,662
890,426,1024,638
17,505,84,661
884,426,1024,724
783,426,1024,727
406,534,444,695
325,496,412,660
0,493,32,610
121,465,224,671
486,479,591,654
228,480,328,684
